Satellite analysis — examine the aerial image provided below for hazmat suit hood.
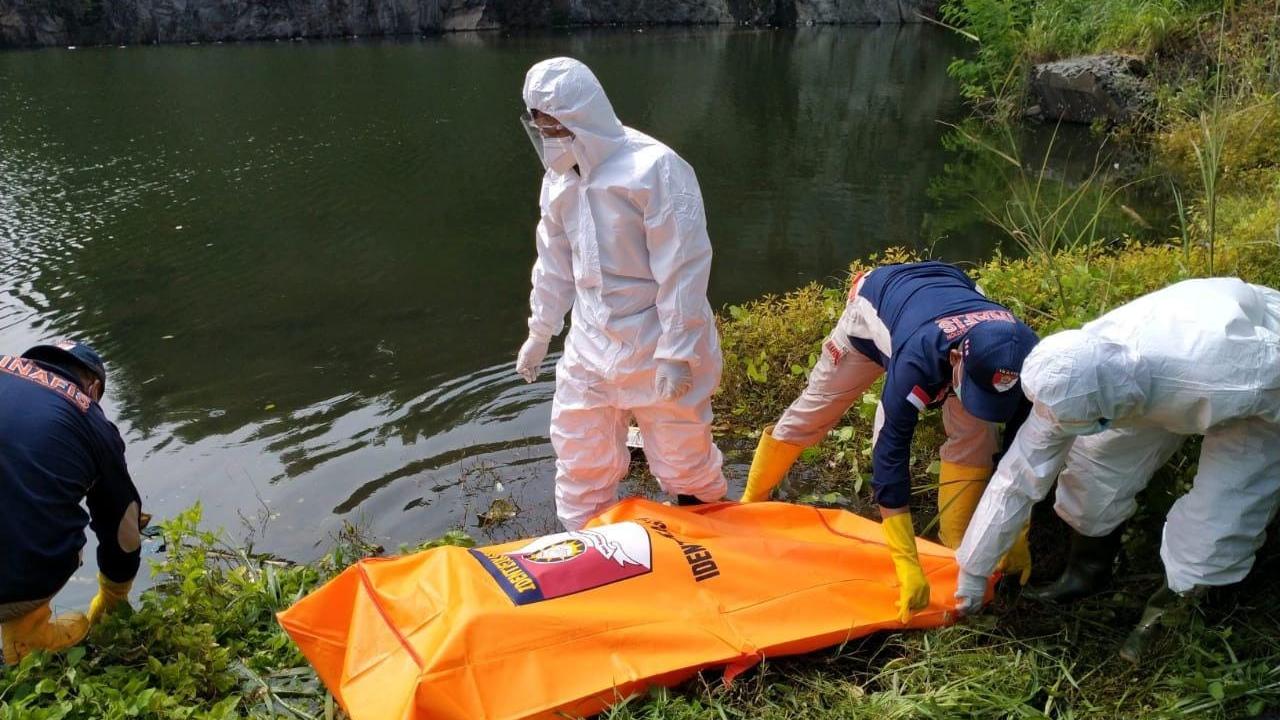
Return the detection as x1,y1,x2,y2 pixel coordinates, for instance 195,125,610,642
1021,330,1148,433
523,57,628,178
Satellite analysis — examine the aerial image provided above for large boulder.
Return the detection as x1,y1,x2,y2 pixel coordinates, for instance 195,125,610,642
1027,54,1152,124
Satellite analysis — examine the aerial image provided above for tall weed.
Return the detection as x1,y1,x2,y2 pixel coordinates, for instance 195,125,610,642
943,122,1135,318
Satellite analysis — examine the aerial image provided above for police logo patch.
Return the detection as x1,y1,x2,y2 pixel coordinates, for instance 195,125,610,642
470,522,653,606
992,369,1020,392
525,539,586,564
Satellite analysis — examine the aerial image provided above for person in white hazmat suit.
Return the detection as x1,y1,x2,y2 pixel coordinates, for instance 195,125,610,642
954,277,1280,661
513,57,727,530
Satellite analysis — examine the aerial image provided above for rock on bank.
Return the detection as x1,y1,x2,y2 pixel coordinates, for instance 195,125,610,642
0,0,939,48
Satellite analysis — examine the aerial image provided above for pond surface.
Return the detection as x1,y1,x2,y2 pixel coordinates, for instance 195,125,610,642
0,26,1146,603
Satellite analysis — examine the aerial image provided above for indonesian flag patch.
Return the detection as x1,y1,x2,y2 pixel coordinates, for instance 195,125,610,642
992,369,1020,392
905,385,932,411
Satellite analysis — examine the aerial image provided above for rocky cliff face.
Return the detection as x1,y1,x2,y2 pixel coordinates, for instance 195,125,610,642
0,0,939,48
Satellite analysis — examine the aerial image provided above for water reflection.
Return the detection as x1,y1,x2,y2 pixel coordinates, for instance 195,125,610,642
0,27,1065,592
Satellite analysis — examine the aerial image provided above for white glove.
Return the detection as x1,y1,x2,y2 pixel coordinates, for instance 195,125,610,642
654,360,692,401
954,569,989,617
515,336,550,384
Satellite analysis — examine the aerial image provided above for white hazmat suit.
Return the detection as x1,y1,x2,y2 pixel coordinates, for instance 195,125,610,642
956,278,1280,606
516,57,727,530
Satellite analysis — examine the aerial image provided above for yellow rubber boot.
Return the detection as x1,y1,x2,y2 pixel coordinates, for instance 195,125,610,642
937,461,992,549
997,524,1033,585
740,425,805,503
87,573,134,625
2,603,89,665
882,512,930,623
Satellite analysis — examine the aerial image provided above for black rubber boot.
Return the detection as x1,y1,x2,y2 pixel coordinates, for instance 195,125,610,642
1024,525,1124,604
1119,585,1205,664
675,494,705,506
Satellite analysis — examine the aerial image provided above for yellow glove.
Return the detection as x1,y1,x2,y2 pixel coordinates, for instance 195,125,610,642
882,512,930,623
997,524,1033,585
87,573,133,625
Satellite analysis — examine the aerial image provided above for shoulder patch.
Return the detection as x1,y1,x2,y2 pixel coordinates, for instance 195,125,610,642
905,385,931,411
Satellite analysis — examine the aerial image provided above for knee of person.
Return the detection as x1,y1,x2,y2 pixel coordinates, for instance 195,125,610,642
771,419,822,447
654,449,724,492
939,439,997,469
647,431,714,471
554,493,614,532
556,456,629,490
693,472,729,500
1054,496,1121,537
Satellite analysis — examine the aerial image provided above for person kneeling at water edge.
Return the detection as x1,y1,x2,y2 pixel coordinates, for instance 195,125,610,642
955,278,1280,661
0,341,144,664
513,57,727,530
740,261,1038,622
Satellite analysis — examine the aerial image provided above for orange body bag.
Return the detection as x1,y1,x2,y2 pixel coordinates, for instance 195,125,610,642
278,499,982,720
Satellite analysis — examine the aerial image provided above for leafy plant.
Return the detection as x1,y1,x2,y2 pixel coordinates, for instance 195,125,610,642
939,0,1033,116
0,506,474,719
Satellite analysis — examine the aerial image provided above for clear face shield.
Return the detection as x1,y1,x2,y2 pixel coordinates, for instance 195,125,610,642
520,109,574,171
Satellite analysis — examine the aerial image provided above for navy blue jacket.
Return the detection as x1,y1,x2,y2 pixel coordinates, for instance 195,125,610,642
0,355,141,604
849,262,1029,508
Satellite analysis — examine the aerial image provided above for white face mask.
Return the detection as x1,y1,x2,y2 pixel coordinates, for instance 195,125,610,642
542,137,576,173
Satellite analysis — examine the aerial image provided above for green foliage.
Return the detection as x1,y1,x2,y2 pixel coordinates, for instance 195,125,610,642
939,0,1033,113
1160,93,1279,274
601,598,1280,719
716,285,844,431
1,506,328,718
1023,0,1206,61
938,0,1215,114
399,529,476,554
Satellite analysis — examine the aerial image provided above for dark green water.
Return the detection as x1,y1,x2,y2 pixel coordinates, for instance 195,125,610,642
0,26,1147,602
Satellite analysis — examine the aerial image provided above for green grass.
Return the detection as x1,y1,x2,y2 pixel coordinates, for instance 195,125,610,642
602,556,1280,719
937,0,1270,118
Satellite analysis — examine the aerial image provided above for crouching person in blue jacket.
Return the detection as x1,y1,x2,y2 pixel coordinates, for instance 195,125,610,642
739,262,1039,622
0,340,144,664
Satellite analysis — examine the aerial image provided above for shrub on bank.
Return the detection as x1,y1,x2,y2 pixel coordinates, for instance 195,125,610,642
715,237,1280,465
940,0,1278,119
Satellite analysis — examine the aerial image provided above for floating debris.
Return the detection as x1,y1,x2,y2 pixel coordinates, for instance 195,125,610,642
478,497,519,527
